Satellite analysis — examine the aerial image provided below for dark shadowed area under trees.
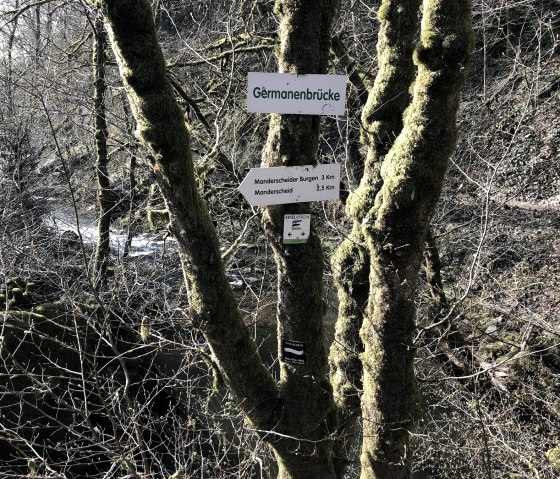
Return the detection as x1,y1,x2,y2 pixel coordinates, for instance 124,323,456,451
0,0,558,478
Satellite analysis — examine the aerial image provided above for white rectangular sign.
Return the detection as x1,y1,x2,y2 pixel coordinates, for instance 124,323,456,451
247,72,347,116
238,163,340,206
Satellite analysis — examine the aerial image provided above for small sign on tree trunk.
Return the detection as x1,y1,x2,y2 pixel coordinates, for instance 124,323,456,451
283,214,311,244
282,339,307,365
248,72,347,115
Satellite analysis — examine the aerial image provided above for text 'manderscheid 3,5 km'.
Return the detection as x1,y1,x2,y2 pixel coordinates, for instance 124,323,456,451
247,72,347,115
237,164,340,206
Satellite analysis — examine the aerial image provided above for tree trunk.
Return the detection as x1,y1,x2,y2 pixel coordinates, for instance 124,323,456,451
260,1,339,476
121,97,137,259
358,1,473,477
92,15,111,286
330,1,419,476
123,151,137,258
6,0,20,117
423,230,500,394
99,3,343,477
98,0,279,430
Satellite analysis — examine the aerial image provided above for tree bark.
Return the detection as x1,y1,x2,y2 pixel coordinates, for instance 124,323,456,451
329,1,419,476
97,0,280,430
260,1,339,476
92,15,111,287
358,1,473,477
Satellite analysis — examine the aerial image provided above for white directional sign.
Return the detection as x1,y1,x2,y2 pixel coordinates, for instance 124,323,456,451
283,214,310,244
247,72,347,116
238,163,340,206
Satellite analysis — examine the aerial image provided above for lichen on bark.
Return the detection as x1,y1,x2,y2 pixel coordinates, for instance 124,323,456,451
329,1,420,476
358,1,473,478
261,1,340,477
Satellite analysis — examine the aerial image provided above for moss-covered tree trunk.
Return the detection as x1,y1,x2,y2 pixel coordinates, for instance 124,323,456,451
92,15,111,286
98,1,338,477
97,0,278,424
356,1,473,477
329,1,419,476
260,1,339,477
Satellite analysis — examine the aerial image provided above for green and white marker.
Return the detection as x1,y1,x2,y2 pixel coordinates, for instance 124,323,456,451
283,214,311,244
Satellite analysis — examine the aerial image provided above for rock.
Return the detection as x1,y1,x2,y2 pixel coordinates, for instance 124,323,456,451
485,317,502,336
59,230,81,248
0,301,182,476
6,276,25,288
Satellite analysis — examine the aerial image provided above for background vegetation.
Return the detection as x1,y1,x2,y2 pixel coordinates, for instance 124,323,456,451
0,0,558,477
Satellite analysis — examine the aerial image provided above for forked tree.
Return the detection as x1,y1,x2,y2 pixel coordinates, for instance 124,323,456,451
97,0,473,477
331,1,473,477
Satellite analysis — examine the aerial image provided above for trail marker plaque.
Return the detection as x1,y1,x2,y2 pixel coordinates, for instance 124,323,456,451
282,339,306,365
247,72,347,115
283,214,311,244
